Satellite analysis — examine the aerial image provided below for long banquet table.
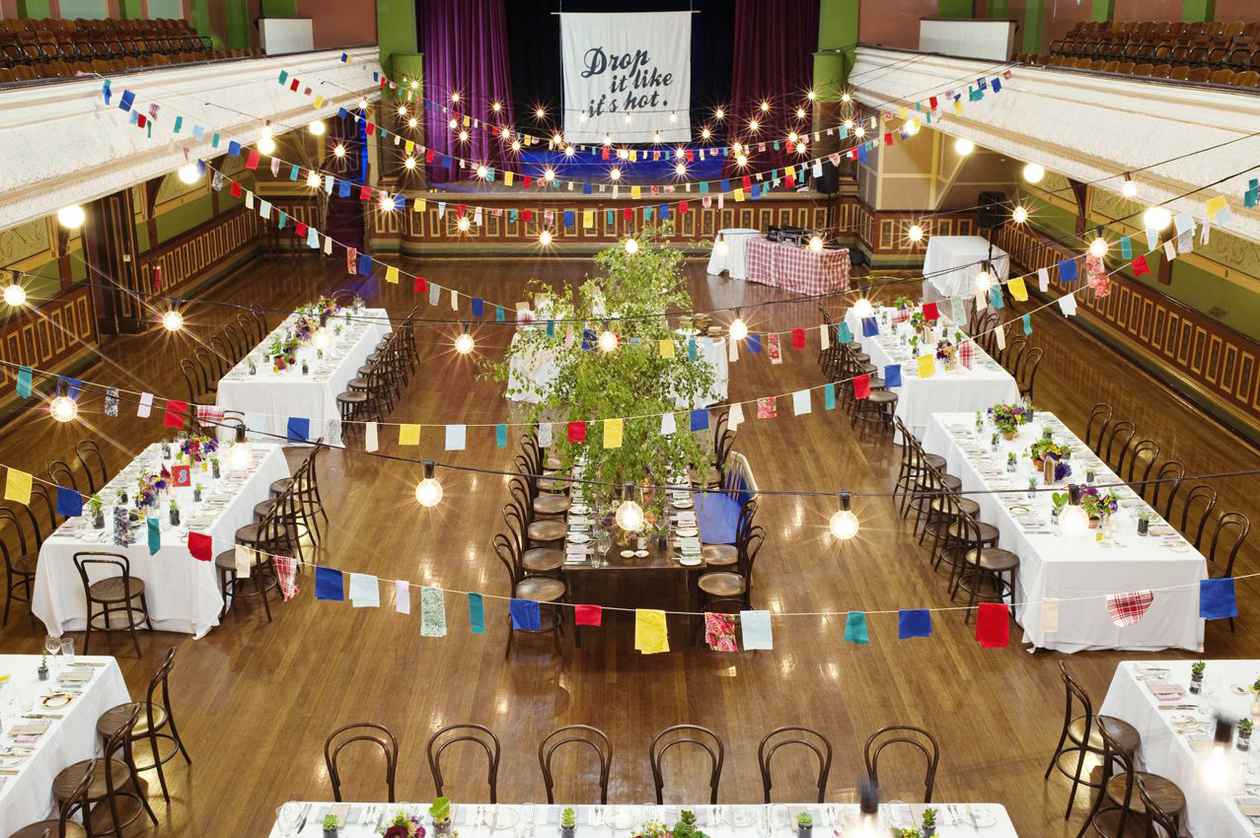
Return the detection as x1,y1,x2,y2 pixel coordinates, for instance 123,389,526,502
922,411,1206,652
216,307,391,445
1100,659,1260,838
843,306,1020,439
32,442,290,638
0,654,129,837
268,802,1019,837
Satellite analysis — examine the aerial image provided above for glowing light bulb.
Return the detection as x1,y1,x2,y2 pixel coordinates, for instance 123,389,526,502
543,168,556,183
975,270,993,293
615,484,645,532
852,297,874,318
1144,206,1172,230
748,119,760,132
675,147,686,160
795,107,806,120
456,216,471,232
1060,503,1089,536
564,145,576,158
609,167,622,181
736,153,749,167
358,98,368,111
907,224,925,243
1088,236,1108,258
379,193,395,212
177,163,201,184
731,142,742,154
539,229,553,247
809,236,824,252
552,132,565,146
807,90,817,101
491,101,502,113
449,118,458,130
843,119,854,130
408,117,418,129
1012,206,1029,224
257,136,276,155
57,205,85,230
161,310,183,331
415,461,443,507
830,493,859,540
476,165,489,179
854,126,866,138
598,329,618,352
450,91,461,103
3,284,25,307
314,330,329,350
305,171,321,188
729,316,748,342
397,104,408,117
228,443,250,470
1023,162,1046,184
759,100,770,113
903,119,920,136
49,395,77,423
404,156,417,170
1121,179,1138,199
454,330,474,354
623,238,639,255
954,137,975,156
535,106,547,120
674,162,687,176
841,92,852,103
714,107,726,121
410,80,419,89
617,148,629,160
788,131,800,143
701,127,712,140
457,130,469,143
511,140,522,152
334,144,347,158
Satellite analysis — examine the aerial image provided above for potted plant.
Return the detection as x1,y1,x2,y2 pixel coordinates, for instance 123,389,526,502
211,457,221,479
89,495,104,529
921,808,938,838
430,797,451,837
1190,660,1206,694
1137,511,1150,537
561,808,576,838
1251,678,1260,717
1240,718,1254,751
168,498,180,526
1006,451,1017,473
382,811,424,838
322,813,340,838
796,812,812,838
193,483,203,503
670,810,705,838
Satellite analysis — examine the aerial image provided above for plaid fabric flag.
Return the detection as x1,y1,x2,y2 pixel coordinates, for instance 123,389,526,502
959,339,974,369
273,556,299,601
1106,590,1154,627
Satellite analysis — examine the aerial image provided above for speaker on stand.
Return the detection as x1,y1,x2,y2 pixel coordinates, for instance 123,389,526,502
976,190,1009,284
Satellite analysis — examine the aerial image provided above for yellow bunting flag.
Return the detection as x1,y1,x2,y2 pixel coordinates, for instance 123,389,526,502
4,468,31,505
413,198,426,213
734,188,746,202
896,105,908,119
313,95,325,109
658,338,675,358
1205,195,1228,220
634,609,669,654
1007,275,1028,302
631,185,642,199
398,424,421,446
462,115,470,127
917,354,935,378
404,140,414,155
385,265,399,284
583,209,595,229
504,171,514,186
953,99,964,115
629,150,638,162
603,418,624,449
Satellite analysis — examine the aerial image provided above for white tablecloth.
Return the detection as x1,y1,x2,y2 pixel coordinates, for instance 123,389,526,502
1100,659,1260,838
706,228,760,279
922,236,1010,300
922,412,1206,653
268,803,1018,838
507,330,729,407
0,655,129,837
216,308,391,446
843,306,1019,439
32,442,290,638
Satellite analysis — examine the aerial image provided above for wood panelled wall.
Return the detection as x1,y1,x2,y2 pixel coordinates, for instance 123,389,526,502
0,285,96,390
138,207,262,300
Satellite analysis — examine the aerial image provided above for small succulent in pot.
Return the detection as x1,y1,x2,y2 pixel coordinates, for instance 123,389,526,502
1190,660,1206,694
921,807,937,837
430,797,451,837
796,812,812,838
322,813,340,837
1240,718,1254,751
561,807,576,838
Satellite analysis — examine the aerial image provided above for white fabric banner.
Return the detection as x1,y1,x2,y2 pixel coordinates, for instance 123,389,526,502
560,12,691,143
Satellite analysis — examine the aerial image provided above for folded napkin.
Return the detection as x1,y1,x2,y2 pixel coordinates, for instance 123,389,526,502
8,719,49,736
1147,680,1185,701
1237,799,1260,817
58,669,92,683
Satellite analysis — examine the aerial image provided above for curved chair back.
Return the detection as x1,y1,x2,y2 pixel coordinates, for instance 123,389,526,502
51,760,95,838
1148,460,1184,517
538,724,613,804
72,551,135,603
324,722,399,802
1017,346,1043,401
1121,439,1160,486
1103,420,1136,470
179,358,201,404
1207,511,1250,578
758,725,833,803
48,459,80,495
0,506,33,561
75,440,109,495
28,483,58,534
863,725,941,803
649,724,725,804
1085,403,1113,453
1136,773,1181,838
1179,484,1218,549
427,723,501,803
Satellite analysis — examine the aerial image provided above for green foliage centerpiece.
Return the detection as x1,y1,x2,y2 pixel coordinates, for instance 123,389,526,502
490,229,715,520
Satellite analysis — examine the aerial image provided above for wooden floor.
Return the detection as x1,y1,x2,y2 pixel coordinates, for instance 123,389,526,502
3,252,1260,836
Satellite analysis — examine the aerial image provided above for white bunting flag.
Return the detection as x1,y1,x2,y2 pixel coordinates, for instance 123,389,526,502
258,200,271,220
1059,293,1078,317
819,324,830,350
1146,227,1160,252
727,336,739,363
444,424,467,451
994,324,1006,351
137,392,153,418
323,234,333,255
394,579,411,614
428,283,441,306
365,421,379,452
792,389,812,416
975,288,988,313
234,544,254,578
1041,598,1059,633
1037,267,1050,292
537,422,553,447
324,174,335,194
1163,240,1177,261
1173,212,1195,238
728,402,745,430
450,288,459,310
660,412,676,436
270,157,281,177
1176,231,1193,255
244,190,254,210
349,573,380,608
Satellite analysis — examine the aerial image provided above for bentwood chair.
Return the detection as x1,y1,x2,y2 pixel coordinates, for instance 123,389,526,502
696,525,764,615
1136,774,1185,838
1076,717,1185,838
427,724,501,802
52,703,159,836
325,722,399,802
1206,511,1250,632
96,646,192,803
215,542,281,622
13,762,92,837
1178,484,1218,550
1119,439,1160,487
0,506,37,628
48,458,82,496
863,725,940,803
74,440,109,495
1102,420,1137,472
1085,403,1113,454
494,532,566,657
1017,346,1044,402
951,509,1019,623
758,725,833,803
73,551,153,657
1147,460,1185,517
538,724,613,804
649,724,725,804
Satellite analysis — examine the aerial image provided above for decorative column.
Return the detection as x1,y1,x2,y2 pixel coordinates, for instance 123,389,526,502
1183,0,1215,22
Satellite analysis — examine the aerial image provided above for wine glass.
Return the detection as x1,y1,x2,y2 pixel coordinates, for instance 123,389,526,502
276,803,303,837
43,634,60,675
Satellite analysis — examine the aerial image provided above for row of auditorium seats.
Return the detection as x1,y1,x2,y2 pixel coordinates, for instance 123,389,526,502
1061,19,1260,46
1021,55,1260,88
0,50,259,84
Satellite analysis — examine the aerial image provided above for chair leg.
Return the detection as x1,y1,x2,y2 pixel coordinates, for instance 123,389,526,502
259,566,273,623
127,600,143,658
149,727,171,804
140,593,155,631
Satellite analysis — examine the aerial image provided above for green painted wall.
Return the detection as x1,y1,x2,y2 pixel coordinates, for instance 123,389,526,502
261,0,298,17
17,0,52,19
1091,0,1113,22
1183,0,1214,22
148,0,185,18
155,194,218,244
987,0,1008,18
188,0,215,45
377,0,418,72
938,0,972,18
226,0,250,49
815,0,858,95
1023,0,1044,53
58,0,108,18
119,0,144,19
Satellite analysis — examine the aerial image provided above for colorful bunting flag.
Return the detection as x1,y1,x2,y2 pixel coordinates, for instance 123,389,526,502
844,611,869,644
898,609,932,639
740,610,773,650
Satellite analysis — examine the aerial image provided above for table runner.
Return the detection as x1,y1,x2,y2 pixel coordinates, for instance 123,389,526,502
922,411,1205,652
0,655,129,837
745,236,850,295
33,443,290,638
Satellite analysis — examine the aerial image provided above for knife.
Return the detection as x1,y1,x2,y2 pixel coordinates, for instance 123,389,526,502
968,804,979,831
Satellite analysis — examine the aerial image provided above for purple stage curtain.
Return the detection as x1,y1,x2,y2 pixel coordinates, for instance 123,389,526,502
727,0,820,171
421,0,515,183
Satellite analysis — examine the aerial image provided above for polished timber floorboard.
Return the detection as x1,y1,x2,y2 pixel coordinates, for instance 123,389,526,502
2,254,1260,837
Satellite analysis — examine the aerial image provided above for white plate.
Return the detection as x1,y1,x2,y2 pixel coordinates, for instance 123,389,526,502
671,500,694,509
567,533,590,545
675,527,699,538
634,550,649,558
679,554,703,566
620,550,636,558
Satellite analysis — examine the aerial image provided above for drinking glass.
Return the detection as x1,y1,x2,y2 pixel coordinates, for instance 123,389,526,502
59,638,75,664
44,634,60,657
276,803,303,837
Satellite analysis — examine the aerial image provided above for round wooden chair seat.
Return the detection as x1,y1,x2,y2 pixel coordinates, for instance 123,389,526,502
10,820,86,838
1087,809,1160,838
213,549,240,570
522,547,564,574
336,390,368,405
87,576,143,603
347,376,371,391
867,376,886,390
1103,771,1185,814
532,494,571,515
270,478,294,496
1093,716,1141,753
940,474,963,492
514,576,566,603
697,571,746,597
235,523,264,544
253,499,276,521
867,390,898,405
931,497,981,517
536,477,569,494
852,352,870,364
857,363,878,376
53,757,133,802
701,544,738,566
527,519,567,543
10,553,36,575
921,453,947,470
947,519,999,543
964,546,1020,572
96,701,167,739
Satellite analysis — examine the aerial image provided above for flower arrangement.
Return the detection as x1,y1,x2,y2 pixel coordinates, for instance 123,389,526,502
988,403,1029,438
180,434,218,463
381,812,426,838
935,339,957,370
268,332,299,363
1080,486,1120,523
673,811,707,838
893,295,914,311
135,473,168,508
631,820,668,838
1030,439,1073,482
293,316,317,345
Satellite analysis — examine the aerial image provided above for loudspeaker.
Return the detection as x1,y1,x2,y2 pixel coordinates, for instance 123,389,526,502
977,191,1007,230
814,166,840,196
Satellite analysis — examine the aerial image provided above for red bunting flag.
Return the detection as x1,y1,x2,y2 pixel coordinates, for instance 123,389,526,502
456,204,467,218
575,604,603,626
229,181,242,198
523,176,533,188
187,531,212,562
929,96,938,110
425,149,435,163
678,200,689,214
785,174,796,189
976,602,1010,648
883,133,894,145
853,374,871,399
244,148,261,170
163,399,189,428
790,328,806,350
358,185,371,201
522,209,533,222
1132,255,1150,276
922,302,940,321
741,175,751,189
365,122,375,136
567,421,587,444
601,148,609,160
289,78,299,91
623,208,633,221
414,276,428,294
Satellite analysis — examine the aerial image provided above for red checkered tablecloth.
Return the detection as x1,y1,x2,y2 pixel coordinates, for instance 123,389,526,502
745,236,850,295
